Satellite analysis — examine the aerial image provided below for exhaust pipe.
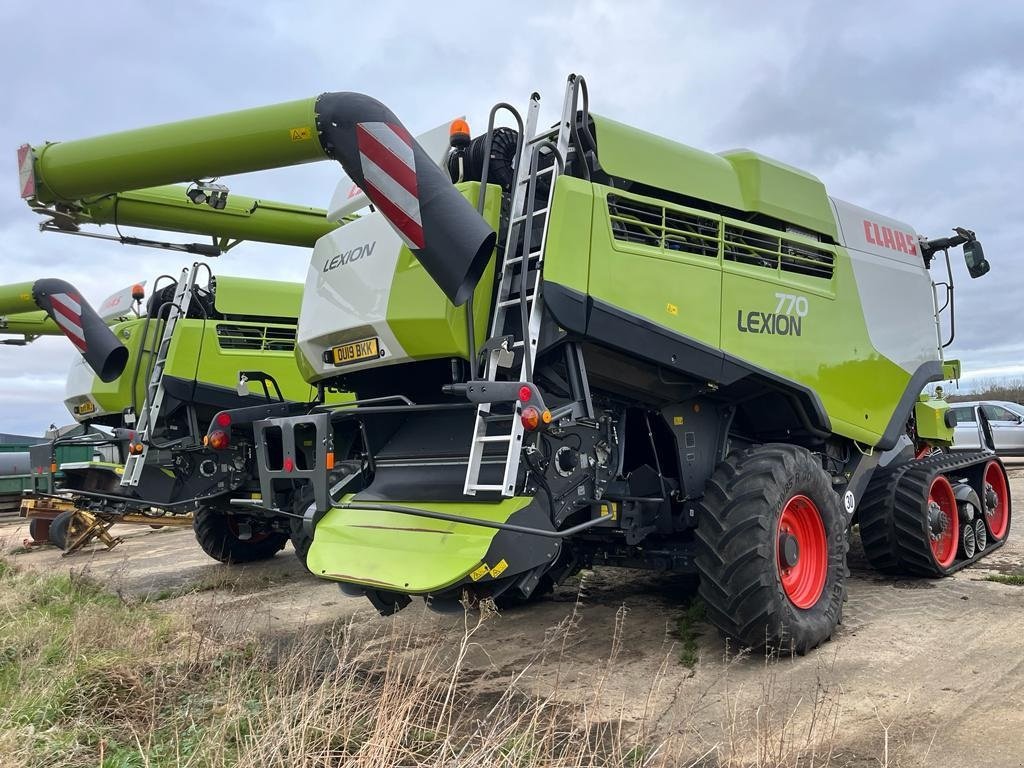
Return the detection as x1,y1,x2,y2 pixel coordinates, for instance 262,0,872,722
0,279,128,382
314,93,496,306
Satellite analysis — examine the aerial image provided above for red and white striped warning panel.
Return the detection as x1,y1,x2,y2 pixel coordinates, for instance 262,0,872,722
17,144,36,200
48,292,87,352
354,121,424,249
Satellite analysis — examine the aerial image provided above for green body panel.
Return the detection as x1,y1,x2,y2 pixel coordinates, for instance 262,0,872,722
0,310,56,336
914,396,954,443
212,276,302,318
80,185,340,248
590,115,838,239
307,496,532,593
386,182,502,360
30,99,325,203
162,319,317,402
541,177,594,293
0,282,37,316
75,316,158,415
549,183,912,446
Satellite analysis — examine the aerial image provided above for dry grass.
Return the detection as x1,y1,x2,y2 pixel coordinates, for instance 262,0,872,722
0,556,871,767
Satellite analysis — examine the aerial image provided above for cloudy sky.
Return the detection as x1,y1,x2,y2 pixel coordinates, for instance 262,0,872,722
1,1,1022,436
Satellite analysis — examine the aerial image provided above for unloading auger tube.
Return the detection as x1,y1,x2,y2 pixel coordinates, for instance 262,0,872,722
0,279,127,381
19,93,495,306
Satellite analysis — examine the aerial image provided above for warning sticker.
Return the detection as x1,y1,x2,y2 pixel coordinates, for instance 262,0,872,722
469,563,490,582
289,127,312,141
489,559,509,578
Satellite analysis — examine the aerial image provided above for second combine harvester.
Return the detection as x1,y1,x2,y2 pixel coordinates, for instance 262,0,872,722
18,75,1009,653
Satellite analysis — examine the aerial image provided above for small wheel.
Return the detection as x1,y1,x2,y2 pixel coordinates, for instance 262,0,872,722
926,475,959,569
974,516,988,553
959,518,977,559
981,460,1010,541
48,511,74,550
27,518,51,544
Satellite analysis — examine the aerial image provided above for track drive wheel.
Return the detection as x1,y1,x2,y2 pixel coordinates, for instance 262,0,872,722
980,460,1010,542
696,444,847,654
192,508,289,564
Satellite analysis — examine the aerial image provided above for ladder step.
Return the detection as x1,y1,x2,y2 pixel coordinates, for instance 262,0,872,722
477,435,513,443
511,207,550,226
483,413,514,423
503,250,542,267
497,295,534,308
526,127,560,145
516,164,557,185
467,484,505,492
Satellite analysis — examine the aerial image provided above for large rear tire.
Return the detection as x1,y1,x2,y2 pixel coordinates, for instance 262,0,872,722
289,517,313,572
696,444,847,655
192,508,288,564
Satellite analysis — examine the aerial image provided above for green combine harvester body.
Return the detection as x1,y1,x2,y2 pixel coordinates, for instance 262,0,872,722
15,76,1007,652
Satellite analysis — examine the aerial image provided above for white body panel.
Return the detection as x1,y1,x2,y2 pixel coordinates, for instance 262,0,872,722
830,197,941,374
96,281,145,323
327,120,461,222
63,356,104,421
297,213,408,381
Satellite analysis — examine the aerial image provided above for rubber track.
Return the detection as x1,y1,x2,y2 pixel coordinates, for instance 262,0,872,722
858,451,1007,577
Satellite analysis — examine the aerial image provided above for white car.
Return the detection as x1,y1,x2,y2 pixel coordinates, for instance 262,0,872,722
948,400,1024,456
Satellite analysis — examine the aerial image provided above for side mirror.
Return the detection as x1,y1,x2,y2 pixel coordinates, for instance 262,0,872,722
964,240,990,278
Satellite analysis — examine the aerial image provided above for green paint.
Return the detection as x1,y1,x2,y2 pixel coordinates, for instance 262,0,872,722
386,182,502,359
307,496,532,593
212,276,303,318
590,114,838,239
914,397,954,443
80,185,341,248
0,310,57,336
30,98,325,203
560,183,912,446
0,282,37,316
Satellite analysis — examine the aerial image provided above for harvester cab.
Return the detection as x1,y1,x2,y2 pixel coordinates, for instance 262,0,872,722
222,73,1007,652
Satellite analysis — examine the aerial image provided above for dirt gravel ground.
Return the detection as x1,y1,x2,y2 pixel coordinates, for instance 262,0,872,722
4,460,1024,766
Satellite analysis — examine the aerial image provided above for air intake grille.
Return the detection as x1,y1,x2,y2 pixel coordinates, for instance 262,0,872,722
724,225,835,279
608,195,719,258
216,324,296,352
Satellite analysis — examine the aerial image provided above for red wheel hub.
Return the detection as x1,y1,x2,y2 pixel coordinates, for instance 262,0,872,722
927,475,958,568
983,460,1009,541
777,495,828,609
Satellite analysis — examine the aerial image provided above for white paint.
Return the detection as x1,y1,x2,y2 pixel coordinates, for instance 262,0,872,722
831,197,941,374
296,213,409,382
327,120,460,222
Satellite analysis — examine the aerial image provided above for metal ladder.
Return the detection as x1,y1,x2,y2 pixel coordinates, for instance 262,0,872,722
463,79,580,497
121,266,198,487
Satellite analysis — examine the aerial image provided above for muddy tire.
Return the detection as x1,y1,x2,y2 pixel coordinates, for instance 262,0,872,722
48,511,74,550
192,508,289,564
289,517,313,572
696,444,848,655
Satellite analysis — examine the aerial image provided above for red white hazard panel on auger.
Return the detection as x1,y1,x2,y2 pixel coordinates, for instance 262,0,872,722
354,121,424,249
17,144,35,199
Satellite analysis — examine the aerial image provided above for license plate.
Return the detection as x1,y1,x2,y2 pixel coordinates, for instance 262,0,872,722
74,401,96,416
331,337,380,366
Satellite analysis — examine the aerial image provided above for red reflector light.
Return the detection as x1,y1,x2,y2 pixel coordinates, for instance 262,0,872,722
519,385,532,403
216,412,232,427
208,430,229,450
283,457,294,473
129,442,144,455
521,406,540,431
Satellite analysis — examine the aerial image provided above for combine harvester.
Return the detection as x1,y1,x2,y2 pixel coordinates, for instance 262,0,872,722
3,183,347,563
17,76,1009,652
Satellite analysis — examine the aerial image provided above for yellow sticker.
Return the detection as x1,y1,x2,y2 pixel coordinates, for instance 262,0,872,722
289,126,312,141
489,559,509,578
666,302,678,316
673,415,684,426
469,563,490,582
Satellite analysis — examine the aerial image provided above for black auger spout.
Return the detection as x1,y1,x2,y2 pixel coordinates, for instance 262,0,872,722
314,92,496,306
0,279,128,381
